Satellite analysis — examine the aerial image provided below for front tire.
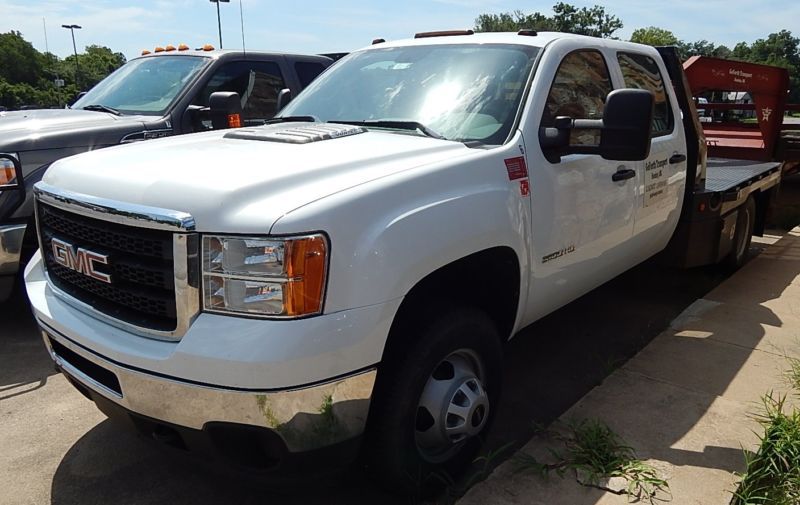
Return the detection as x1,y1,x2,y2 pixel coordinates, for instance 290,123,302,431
364,308,502,495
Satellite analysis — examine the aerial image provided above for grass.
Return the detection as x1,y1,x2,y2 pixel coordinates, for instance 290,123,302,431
515,419,670,504
786,356,800,392
731,394,800,505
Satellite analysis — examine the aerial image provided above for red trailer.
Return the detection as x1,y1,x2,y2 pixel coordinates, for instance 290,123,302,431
683,56,800,171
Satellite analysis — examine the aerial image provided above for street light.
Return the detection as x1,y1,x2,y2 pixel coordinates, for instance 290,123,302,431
61,24,82,89
209,0,230,49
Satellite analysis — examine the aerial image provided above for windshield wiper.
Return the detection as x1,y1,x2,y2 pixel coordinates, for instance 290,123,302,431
329,120,446,140
266,115,320,124
82,104,122,116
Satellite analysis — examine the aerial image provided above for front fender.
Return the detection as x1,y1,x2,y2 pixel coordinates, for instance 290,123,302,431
270,141,532,318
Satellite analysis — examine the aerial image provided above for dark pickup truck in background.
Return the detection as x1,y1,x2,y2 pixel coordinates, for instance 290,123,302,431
0,47,333,301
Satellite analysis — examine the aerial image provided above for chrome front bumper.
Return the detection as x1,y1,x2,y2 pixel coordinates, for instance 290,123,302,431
0,223,26,275
41,324,377,453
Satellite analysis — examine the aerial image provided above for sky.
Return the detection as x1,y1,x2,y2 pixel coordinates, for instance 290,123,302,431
2,0,800,61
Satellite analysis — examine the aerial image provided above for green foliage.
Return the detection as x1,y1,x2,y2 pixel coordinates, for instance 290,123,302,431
474,3,623,39
0,31,124,109
732,30,800,102
732,394,800,505
0,31,45,85
515,419,670,504
631,27,679,47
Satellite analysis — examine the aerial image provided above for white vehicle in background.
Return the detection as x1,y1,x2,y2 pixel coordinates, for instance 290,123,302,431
23,30,779,493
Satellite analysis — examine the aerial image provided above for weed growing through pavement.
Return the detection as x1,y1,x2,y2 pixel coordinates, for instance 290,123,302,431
731,392,800,504
515,418,670,504
785,356,800,392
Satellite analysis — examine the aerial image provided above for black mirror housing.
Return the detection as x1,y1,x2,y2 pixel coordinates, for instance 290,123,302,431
599,88,654,161
538,88,655,163
209,91,243,129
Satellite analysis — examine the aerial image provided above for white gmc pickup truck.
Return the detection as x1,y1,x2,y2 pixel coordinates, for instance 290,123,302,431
22,31,780,491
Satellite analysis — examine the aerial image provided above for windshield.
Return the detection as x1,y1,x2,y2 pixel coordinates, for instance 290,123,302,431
73,55,210,116
280,43,539,144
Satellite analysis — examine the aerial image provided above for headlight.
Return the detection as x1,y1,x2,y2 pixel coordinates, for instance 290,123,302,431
0,154,20,188
202,234,328,317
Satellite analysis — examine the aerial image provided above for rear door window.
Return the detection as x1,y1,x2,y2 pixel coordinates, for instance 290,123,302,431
617,52,674,136
295,61,328,88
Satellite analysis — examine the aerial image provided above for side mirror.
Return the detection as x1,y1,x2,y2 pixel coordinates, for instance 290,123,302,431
276,88,292,112
539,88,654,162
209,91,243,129
599,89,654,161
183,104,208,132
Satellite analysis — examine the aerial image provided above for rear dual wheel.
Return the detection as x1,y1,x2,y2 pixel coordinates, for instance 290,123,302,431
365,308,502,495
725,196,756,270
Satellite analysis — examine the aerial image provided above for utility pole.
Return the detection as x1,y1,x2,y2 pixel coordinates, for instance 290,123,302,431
61,24,82,89
209,0,230,49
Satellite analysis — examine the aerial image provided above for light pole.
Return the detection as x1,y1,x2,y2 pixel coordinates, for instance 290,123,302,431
61,24,82,89
209,0,230,49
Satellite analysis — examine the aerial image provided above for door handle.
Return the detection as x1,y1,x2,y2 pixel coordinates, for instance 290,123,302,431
669,153,687,164
612,168,636,182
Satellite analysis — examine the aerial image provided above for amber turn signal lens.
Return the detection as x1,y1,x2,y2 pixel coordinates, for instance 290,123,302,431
227,113,242,128
0,159,17,187
285,236,328,316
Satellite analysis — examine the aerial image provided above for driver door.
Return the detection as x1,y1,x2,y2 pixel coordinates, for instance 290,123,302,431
525,48,637,321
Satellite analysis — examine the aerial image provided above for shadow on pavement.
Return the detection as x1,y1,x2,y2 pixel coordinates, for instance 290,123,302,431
0,279,55,401
50,418,403,505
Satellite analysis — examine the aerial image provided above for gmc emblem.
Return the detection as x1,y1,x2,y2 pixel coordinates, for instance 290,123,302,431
51,237,112,284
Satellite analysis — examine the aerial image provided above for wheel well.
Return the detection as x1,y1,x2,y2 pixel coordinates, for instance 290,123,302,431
381,247,520,362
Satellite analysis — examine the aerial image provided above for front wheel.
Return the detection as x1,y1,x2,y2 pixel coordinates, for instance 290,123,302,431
364,308,503,495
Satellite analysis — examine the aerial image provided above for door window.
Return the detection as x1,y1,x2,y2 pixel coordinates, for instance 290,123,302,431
542,50,613,146
617,52,673,136
294,61,328,88
193,61,286,125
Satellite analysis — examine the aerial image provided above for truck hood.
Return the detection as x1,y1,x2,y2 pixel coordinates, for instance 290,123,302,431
0,108,149,152
42,124,474,233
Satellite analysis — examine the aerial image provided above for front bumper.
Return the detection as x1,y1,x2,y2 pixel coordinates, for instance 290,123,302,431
41,323,376,453
26,251,399,456
0,222,26,301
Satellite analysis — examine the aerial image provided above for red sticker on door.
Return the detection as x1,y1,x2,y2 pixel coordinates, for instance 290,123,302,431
504,156,528,180
519,179,530,196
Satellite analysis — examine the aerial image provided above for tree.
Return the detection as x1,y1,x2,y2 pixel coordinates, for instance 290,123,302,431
474,10,553,33
62,45,126,89
732,30,800,102
550,3,623,38
630,27,679,46
678,40,732,58
475,3,623,39
0,31,123,109
0,31,45,85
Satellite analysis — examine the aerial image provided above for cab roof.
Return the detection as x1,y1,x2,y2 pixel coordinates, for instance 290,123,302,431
362,31,653,53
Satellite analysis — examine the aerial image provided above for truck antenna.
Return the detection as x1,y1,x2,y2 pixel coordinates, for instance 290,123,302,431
239,0,246,55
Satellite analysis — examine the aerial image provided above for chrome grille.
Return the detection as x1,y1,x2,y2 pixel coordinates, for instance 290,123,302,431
38,201,178,331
